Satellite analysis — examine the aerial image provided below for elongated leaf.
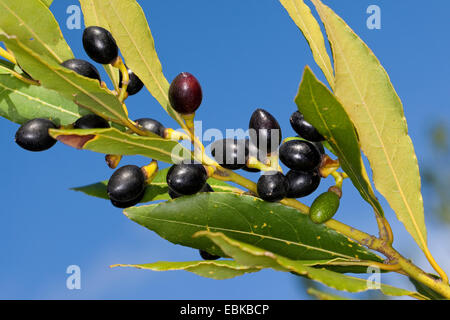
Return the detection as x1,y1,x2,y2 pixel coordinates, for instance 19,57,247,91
0,74,88,125
50,127,190,164
296,67,383,216
79,0,120,91
112,260,262,280
199,231,421,298
0,0,73,64
0,35,128,124
124,193,382,264
94,0,185,127
307,288,350,300
311,0,427,251
72,168,242,203
279,0,334,88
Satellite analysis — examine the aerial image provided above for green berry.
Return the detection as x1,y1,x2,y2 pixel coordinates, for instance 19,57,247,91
309,191,340,224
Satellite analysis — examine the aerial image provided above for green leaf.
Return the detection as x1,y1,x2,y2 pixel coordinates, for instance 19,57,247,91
0,0,73,64
79,0,120,91
311,0,427,251
307,288,350,300
49,127,190,164
198,231,421,298
72,167,242,203
93,0,186,127
296,67,383,216
0,59,15,74
0,74,89,125
279,0,334,88
112,260,262,280
124,193,383,264
409,275,445,300
0,35,128,124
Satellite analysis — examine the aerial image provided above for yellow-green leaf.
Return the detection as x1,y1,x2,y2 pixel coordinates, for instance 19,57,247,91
279,0,334,88
79,0,120,91
50,127,190,164
198,231,422,298
93,0,185,127
0,0,73,64
307,288,350,300
112,260,262,280
311,0,427,250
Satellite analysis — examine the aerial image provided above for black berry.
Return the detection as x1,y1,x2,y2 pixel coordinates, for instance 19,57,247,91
169,183,213,199
166,163,208,196
135,118,165,138
279,140,321,171
168,72,202,114
119,66,144,96
257,171,289,202
73,114,110,129
61,59,101,82
286,170,321,198
107,165,147,208
290,111,324,142
211,139,249,170
82,26,119,64
15,118,57,152
249,108,282,155
199,250,220,261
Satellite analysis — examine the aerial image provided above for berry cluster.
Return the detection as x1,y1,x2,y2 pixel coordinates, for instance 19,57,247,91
12,25,339,259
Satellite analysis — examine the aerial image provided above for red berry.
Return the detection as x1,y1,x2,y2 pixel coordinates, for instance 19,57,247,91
168,72,203,114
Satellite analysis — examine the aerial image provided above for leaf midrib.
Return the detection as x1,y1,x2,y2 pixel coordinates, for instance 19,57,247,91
0,79,81,118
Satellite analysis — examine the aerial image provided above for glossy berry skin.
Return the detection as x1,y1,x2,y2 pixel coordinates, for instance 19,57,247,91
257,171,289,202
286,170,321,198
135,118,165,138
279,140,322,172
120,67,144,96
110,188,146,209
168,72,203,114
169,183,213,199
107,165,147,208
166,163,208,196
249,108,282,155
199,250,220,261
82,26,119,64
211,139,249,170
15,118,57,152
290,111,324,142
73,114,110,129
61,59,101,82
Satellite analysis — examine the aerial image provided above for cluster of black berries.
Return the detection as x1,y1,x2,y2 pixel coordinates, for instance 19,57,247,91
209,108,325,203
14,26,145,152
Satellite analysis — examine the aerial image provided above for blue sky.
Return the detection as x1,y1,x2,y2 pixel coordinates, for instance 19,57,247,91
0,0,449,299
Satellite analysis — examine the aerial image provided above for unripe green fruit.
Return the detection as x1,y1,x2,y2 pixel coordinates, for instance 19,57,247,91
309,191,340,224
